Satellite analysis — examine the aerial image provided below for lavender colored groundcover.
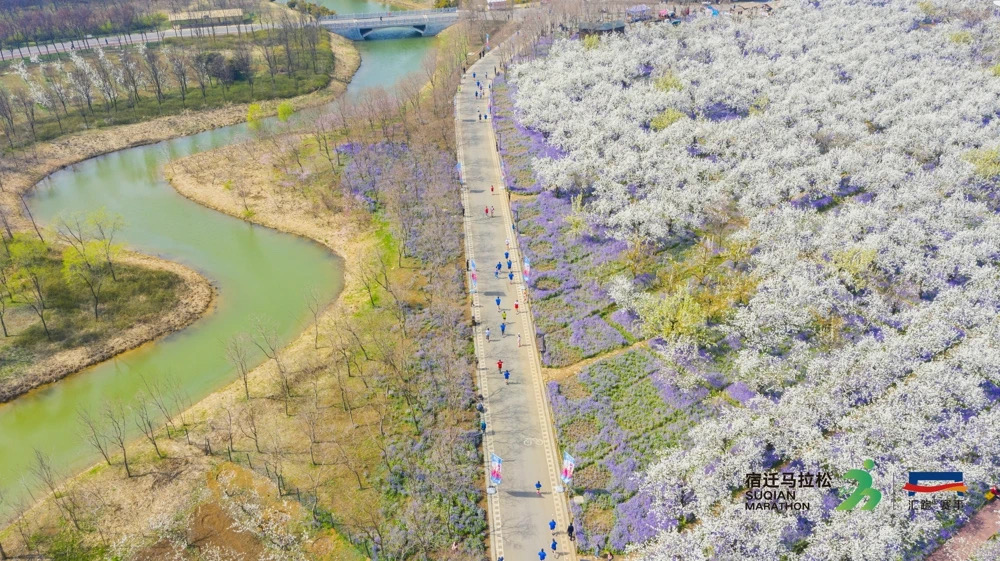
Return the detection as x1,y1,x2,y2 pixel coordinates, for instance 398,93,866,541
548,350,723,553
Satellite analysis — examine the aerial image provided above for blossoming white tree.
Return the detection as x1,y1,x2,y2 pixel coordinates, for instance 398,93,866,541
511,0,1000,558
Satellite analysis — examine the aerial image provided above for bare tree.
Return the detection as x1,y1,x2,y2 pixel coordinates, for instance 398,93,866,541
299,406,321,466
306,288,322,349
119,47,146,108
165,47,190,105
0,85,16,148
31,450,82,530
226,334,253,400
143,45,167,106
251,319,291,415
90,208,123,280
233,41,255,99
104,402,132,477
78,408,113,465
222,405,236,460
259,39,279,89
191,52,211,98
240,401,263,453
11,88,36,141
134,397,165,458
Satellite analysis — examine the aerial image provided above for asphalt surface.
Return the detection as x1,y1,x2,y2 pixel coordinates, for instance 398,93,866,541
456,47,578,561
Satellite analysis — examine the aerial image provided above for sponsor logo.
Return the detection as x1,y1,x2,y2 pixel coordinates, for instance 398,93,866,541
835,459,881,511
904,472,966,497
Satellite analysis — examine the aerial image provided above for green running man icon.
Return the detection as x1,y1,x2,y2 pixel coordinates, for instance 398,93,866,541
835,459,881,511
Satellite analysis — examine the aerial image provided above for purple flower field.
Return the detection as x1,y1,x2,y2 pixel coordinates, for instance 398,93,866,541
548,349,726,554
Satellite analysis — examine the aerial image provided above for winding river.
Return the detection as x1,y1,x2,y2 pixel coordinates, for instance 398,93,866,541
0,0,436,516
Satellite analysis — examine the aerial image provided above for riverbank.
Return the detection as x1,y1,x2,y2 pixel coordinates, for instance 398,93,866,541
0,18,493,557
0,252,215,404
0,32,359,404
0,32,360,214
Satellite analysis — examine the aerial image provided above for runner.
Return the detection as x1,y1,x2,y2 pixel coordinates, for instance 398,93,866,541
491,185,495,194
514,300,520,313
491,205,496,216
480,420,486,433
495,296,502,311
535,480,542,496
504,250,510,260
507,259,513,270
485,327,491,341
485,206,489,218
508,271,514,284
497,359,503,373
538,549,546,561
502,311,507,321
500,322,506,336
504,369,510,384
551,539,558,553
567,522,576,541
549,519,557,533
517,334,522,347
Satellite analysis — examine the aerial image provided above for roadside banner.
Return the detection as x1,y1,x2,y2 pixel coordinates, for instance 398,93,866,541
490,454,503,485
561,452,575,485
523,257,531,283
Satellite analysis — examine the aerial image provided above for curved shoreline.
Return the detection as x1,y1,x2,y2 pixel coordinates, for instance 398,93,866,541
0,253,216,404
0,33,360,404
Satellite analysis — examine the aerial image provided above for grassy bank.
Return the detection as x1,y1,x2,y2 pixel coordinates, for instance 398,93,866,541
0,241,214,403
0,28,336,151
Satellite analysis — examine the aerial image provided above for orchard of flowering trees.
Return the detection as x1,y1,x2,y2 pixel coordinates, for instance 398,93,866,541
509,0,1000,559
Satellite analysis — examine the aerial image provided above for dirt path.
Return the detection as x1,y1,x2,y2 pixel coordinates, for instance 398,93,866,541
929,501,1000,561
543,340,649,383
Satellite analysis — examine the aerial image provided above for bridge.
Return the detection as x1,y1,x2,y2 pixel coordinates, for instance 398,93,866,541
319,8,461,41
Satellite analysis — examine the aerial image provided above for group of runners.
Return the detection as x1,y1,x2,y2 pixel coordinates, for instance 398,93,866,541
469,64,579,560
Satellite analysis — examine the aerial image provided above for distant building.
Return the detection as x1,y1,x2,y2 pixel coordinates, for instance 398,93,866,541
487,0,512,10
626,4,652,22
579,20,626,37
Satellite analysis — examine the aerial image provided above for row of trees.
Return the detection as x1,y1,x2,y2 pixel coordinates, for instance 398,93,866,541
0,0,164,57
0,14,328,150
0,0,266,58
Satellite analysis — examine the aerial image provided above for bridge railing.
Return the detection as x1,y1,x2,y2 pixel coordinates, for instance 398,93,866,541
323,15,455,29
319,7,457,22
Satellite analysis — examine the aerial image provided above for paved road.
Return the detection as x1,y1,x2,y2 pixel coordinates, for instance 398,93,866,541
930,499,1000,561
456,50,577,561
0,23,268,61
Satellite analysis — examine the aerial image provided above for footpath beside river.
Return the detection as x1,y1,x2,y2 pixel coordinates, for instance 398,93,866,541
456,49,578,560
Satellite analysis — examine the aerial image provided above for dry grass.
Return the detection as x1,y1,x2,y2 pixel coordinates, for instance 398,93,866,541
0,20,493,559
0,251,214,403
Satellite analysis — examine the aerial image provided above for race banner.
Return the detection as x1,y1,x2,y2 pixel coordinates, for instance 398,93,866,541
561,451,575,485
523,257,531,283
490,454,503,486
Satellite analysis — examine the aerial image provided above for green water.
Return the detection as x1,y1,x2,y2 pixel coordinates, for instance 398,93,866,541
0,0,436,519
